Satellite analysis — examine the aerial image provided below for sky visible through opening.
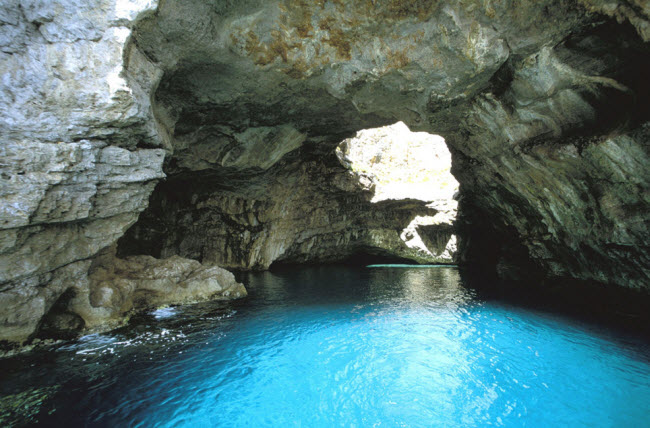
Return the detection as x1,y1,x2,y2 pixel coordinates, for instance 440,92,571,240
336,121,459,203
336,122,459,263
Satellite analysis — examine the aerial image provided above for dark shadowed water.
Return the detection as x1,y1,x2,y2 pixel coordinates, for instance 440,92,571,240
1,266,649,427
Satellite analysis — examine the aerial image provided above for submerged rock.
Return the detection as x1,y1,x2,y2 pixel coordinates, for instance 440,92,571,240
0,385,59,426
0,249,246,346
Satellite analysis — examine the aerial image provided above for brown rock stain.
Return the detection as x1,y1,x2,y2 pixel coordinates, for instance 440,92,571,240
285,57,310,78
387,48,410,68
325,28,352,60
270,30,290,63
296,21,314,37
244,31,260,55
319,16,336,31
234,0,438,74
382,0,437,21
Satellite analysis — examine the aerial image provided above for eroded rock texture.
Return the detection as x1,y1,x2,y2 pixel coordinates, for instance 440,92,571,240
119,121,460,268
123,0,649,287
1,0,650,344
452,21,650,289
118,149,442,269
0,0,243,346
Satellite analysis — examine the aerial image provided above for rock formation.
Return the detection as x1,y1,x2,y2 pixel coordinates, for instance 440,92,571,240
119,121,460,268
0,0,243,346
1,0,649,345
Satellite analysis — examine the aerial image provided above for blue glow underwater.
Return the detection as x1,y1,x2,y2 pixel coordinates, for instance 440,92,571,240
1,266,649,427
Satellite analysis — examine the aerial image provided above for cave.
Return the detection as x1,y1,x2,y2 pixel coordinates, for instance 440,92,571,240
117,120,460,268
1,0,650,425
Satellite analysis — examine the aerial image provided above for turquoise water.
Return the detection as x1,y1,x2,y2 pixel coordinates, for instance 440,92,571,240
1,266,649,427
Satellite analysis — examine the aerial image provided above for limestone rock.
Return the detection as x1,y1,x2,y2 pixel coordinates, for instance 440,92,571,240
71,253,247,332
0,250,246,346
0,138,166,344
450,24,650,290
2,0,650,345
0,260,91,344
0,0,172,346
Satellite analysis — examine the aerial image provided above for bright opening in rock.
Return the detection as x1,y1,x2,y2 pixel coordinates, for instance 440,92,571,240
336,122,459,203
336,122,460,264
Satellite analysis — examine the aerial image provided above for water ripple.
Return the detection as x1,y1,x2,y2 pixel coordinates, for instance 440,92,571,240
1,266,649,427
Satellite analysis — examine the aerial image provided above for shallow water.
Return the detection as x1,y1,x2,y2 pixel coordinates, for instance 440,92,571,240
1,266,649,427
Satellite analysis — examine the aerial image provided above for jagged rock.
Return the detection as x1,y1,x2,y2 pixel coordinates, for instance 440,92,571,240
0,260,91,344
0,0,232,346
0,250,246,346
451,23,650,289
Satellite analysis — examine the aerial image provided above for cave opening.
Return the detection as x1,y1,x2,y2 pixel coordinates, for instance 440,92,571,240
110,1,650,324
329,121,460,266
336,122,458,204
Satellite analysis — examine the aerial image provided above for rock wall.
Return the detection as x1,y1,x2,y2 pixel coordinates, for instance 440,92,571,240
1,0,650,344
451,21,650,290
0,1,245,346
118,146,455,269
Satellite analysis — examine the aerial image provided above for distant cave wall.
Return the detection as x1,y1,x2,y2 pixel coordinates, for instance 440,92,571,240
118,146,445,269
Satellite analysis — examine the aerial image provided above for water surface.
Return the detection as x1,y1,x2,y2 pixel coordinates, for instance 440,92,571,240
1,266,649,427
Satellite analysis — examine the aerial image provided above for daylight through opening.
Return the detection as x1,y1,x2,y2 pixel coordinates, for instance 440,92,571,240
336,122,460,264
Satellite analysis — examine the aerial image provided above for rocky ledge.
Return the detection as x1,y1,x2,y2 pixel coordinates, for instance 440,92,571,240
28,248,246,344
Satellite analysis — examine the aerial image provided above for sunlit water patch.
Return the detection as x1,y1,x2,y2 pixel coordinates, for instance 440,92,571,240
151,307,178,320
1,267,649,427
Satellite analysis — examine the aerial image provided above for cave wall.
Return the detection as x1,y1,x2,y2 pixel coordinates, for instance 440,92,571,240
0,0,244,346
126,0,649,289
118,146,453,269
1,0,649,344
0,0,169,344
451,21,650,290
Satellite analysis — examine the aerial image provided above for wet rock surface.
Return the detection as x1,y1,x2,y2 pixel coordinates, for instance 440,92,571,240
72,250,246,333
1,0,650,344
452,22,650,290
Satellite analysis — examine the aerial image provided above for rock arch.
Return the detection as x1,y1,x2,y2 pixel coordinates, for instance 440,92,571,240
1,0,649,345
